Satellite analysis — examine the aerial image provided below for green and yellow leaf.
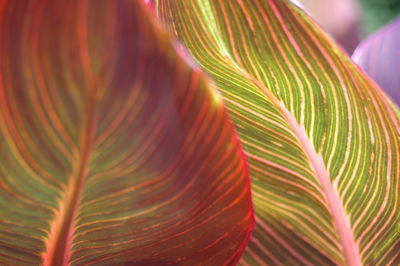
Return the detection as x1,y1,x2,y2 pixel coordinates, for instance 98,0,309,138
155,0,400,265
0,0,253,265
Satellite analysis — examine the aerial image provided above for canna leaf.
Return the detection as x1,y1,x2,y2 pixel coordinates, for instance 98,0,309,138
0,0,253,265
353,16,400,106
154,0,400,265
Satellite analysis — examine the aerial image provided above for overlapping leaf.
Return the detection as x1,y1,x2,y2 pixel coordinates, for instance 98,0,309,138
353,16,400,106
155,0,400,265
0,0,253,265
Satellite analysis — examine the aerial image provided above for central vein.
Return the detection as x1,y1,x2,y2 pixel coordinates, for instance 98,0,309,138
227,58,361,264
278,102,361,266
44,96,97,266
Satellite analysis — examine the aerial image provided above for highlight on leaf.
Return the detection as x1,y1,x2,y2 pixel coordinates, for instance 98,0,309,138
353,16,400,106
154,0,400,265
0,0,253,265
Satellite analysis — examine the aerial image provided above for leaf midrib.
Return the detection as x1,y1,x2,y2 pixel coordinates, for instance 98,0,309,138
203,27,360,261
41,3,106,263
43,96,97,266
191,2,362,263
43,50,102,266
277,101,361,265
238,65,361,265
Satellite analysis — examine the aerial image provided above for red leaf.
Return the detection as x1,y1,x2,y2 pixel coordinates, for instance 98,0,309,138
0,0,253,265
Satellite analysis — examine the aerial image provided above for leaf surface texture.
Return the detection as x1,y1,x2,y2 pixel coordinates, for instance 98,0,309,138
155,0,400,265
0,0,253,265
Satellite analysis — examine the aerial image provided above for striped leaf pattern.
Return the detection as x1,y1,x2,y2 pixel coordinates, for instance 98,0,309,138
155,0,400,265
0,0,253,265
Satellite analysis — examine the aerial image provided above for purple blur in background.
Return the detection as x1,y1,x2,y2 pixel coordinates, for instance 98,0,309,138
353,17,400,106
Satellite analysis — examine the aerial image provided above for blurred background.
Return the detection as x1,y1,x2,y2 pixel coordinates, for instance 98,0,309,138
293,0,400,53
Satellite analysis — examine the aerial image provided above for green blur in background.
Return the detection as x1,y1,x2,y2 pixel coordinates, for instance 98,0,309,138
360,0,400,33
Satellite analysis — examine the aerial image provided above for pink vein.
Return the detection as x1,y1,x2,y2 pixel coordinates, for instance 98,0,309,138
278,102,361,266
44,2,100,264
231,61,360,264
213,0,362,261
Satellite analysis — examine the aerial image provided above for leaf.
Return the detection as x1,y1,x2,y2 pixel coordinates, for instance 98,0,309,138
154,0,400,265
0,0,253,265
353,16,400,106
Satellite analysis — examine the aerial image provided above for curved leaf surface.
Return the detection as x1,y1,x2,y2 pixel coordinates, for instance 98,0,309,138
0,0,253,265
155,0,400,265
353,16,400,106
